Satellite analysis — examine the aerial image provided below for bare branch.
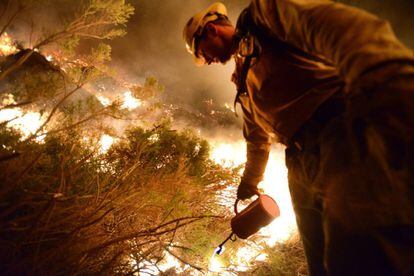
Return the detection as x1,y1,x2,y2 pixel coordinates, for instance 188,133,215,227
83,216,221,255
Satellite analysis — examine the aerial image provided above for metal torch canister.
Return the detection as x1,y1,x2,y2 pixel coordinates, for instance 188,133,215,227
231,194,280,239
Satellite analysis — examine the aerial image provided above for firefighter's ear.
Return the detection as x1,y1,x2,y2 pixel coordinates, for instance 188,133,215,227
205,23,218,37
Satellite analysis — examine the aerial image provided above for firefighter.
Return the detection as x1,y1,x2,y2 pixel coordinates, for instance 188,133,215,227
183,1,414,275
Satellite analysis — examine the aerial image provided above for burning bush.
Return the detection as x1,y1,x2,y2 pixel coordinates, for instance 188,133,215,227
0,121,239,274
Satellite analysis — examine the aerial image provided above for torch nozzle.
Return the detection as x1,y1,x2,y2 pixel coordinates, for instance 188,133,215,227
214,246,224,255
214,232,236,256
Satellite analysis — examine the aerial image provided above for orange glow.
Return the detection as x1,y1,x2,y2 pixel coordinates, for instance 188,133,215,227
210,140,246,168
209,253,227,274
0,108,46,140
96,94,112,107
209,139,297,269
99,134,116,154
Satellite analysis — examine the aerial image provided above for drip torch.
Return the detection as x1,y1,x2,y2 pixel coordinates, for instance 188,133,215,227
214,194,280,255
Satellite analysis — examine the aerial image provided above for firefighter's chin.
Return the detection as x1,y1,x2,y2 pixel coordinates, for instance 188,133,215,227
219,54,232,64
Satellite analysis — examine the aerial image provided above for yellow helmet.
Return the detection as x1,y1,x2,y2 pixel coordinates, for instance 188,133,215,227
183,2,228,66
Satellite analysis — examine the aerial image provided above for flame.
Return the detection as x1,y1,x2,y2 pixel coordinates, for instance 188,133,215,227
208,139,297,270
96,94,112,107
210,140,296,243
234,247,258,271
209,254,226,274
255,253,268,262
0,108,46,140
258,147,297,245
210,140,246,168
0,33,18,56
157,252,184,273
121,91,142,110
99,135,115,154
0,108,21,122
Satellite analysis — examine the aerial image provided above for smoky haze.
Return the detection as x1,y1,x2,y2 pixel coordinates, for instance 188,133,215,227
109,0,414,107
2,0,413,107
109,0,249,107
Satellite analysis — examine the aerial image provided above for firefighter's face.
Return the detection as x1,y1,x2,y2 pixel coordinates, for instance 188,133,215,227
197,23,235,65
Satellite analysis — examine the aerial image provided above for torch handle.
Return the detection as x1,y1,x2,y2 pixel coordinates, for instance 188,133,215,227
234,192,261,214
234,199,240,214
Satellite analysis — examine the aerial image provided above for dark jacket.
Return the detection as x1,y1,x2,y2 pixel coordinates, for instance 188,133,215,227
234,0,414,185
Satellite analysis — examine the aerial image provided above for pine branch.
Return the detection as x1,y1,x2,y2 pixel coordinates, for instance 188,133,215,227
83,215,221,255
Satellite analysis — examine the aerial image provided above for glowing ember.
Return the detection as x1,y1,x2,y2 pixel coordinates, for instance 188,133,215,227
99,135,115,154
121,91,142,110
0,33,18,56
46,55,53,61
224,103,233,111
1,94,16,106
148,133,159,143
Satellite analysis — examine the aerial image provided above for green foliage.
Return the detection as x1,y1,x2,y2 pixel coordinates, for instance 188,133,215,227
0,119,239,274
60,35,80,58
89,43,112,64
132,76,165,100
38,0,134,49
109,122,211,178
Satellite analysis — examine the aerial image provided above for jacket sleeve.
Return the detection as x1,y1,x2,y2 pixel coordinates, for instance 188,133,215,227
240,100,271,185
249,0,414,86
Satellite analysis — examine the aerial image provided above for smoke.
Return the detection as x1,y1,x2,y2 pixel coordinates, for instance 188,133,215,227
1,0,413,116
108,0,414,108
109,0,250,107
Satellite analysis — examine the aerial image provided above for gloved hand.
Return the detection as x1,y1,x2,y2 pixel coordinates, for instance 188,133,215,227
237,179,259,200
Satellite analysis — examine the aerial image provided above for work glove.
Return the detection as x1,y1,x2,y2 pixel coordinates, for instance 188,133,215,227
237,179,259,200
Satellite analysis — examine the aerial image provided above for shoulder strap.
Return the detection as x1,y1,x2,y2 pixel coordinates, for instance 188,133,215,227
233,8,259,115
233,55,252,114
